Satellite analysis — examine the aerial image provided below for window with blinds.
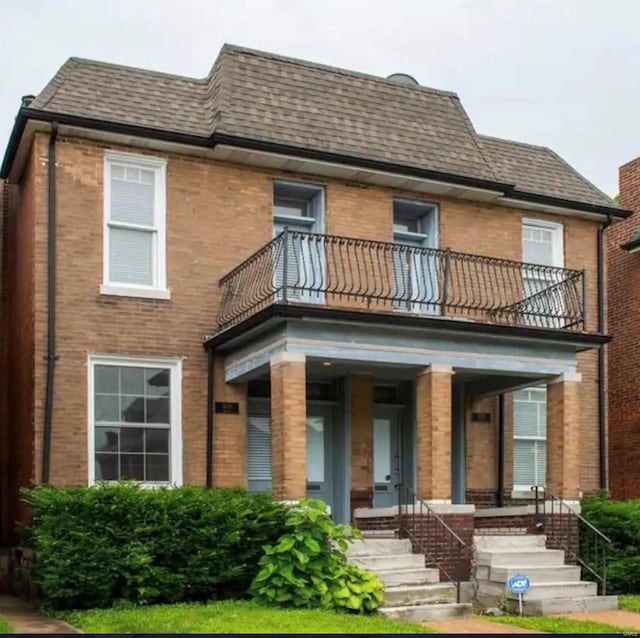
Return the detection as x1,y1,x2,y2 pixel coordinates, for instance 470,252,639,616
247,415,272,491
513,386,547,490
103,152,167,295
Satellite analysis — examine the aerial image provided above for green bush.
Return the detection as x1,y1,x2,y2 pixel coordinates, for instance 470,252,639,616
250,498,384,613
23,483,288,610
581,496,640,594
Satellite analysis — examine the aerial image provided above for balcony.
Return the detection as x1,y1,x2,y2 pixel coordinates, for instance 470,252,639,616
216,230,585,335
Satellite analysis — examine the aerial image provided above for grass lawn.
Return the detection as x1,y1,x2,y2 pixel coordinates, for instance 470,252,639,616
489,614,638,634
0,618,13,634
619,595,640,612
61,600,436,634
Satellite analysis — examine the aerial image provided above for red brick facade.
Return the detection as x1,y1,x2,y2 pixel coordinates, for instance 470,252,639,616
0,131,607,544
607,157,640,499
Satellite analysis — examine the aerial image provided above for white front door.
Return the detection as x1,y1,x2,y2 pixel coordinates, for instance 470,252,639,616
372,407,401,508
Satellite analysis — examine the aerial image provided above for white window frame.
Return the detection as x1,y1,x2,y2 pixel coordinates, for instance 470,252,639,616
522,218,564,269
87,354,183,486
513,386,547,491
101,151,170,300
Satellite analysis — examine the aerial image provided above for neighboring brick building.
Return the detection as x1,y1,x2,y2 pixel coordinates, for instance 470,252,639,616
0,45,627,548
607,157,640,499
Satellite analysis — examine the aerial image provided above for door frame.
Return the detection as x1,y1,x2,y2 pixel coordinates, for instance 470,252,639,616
372,404,403,508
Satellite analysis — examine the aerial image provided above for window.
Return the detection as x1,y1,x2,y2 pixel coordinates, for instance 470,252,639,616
88,356,182,485
102,152,169,299
513,386,547,490
521,220,564,327
392,199,438,313
272,181,325,302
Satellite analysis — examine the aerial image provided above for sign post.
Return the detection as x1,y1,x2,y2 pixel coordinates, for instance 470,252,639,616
507,574,531,616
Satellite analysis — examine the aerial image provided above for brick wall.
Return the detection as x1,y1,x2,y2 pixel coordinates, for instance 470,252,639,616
607,156,640,499
0,181,9,545
349,375,374,513
2,132,605,502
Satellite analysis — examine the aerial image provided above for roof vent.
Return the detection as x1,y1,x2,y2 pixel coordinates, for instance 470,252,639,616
21,94,35,107
386,73,419,87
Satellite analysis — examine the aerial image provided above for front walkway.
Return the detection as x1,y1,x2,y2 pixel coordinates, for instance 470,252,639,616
425,617,544,633
0,595,80,634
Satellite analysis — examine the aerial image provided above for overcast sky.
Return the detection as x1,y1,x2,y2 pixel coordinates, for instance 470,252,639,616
2,0,639,197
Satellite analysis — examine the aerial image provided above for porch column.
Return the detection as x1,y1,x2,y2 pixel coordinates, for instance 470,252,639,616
270,352,307,500
350,375,374,509
416,364,453,502
546,372,581,499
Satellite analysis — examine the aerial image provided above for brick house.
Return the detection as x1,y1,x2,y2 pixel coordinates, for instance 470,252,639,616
0,45,627,555
607,157,640,499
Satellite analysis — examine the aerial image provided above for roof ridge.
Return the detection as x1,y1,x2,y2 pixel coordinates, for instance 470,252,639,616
450,97,499,182
479,133,552,153
65,56,209,83
220,43,459,99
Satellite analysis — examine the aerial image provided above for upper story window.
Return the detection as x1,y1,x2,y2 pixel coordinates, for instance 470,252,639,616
522,219,563,268
89,355,182,486
273,180,324,233
101,151,169,300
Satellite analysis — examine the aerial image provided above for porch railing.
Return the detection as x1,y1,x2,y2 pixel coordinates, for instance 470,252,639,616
532,486,612,595
397,484,467,603
216,229,586,332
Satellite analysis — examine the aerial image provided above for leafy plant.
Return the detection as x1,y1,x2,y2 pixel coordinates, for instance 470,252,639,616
250,498,384,613
23,483,288,610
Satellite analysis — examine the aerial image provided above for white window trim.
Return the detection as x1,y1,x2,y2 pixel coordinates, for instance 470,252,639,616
522,218,564,268
87,354,183,486
102,151,170,300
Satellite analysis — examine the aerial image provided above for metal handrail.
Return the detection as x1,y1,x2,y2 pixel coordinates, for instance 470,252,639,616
532,486,612,595
216,230,586,332
397,484,467,603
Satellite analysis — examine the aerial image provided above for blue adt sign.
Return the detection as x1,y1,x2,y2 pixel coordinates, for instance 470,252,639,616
507,574,531,595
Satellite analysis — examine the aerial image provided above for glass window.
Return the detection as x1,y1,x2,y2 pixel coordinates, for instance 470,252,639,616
373,418,391,484
104,153,166,291
306,417,325,483
513,386,547,489
93,361,175,484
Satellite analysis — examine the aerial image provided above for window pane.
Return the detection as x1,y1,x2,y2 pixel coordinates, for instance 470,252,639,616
109,227,154,286
306,417,324,483
95,365,119,394
120,454,145,480
95,453,118,480
373,418,391,484
146,398,169,424
122,367,145,395
95,395,119,423
513,400,539,437
120,427,144,453
146,455,169,482
248,416,271,481
121,395,145,423
95,427,119,452
146,368,169,396
513,440,536,486
146,428,169,453
110,174,155,226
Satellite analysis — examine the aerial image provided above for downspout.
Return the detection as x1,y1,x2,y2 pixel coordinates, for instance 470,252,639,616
41,122,58,484
497,393,505,507
206,347,215,488
597,216,612,492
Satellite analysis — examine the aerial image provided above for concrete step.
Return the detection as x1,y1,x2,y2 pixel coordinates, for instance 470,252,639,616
508,595,618,616
473,534,546,551
475,548,565,567
348,538,412,557
377,567,441,587
384,583,456,606
477,564,582,583
479,579,598,601
361,529,396,538
380,602,472,621
351,552,425,571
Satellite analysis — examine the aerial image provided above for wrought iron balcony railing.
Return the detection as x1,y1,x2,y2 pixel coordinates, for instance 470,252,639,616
216,230,586,333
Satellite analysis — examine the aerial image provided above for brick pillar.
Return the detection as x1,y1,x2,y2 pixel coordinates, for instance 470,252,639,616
350,374,374,510
213,355,247,487
416,364,453,501
270,352,306,500
547,372,581,499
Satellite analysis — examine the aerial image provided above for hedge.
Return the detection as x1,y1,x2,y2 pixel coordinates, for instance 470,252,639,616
581,496,640,594
23,483,288,610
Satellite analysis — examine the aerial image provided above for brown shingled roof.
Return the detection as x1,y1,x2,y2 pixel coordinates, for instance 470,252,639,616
23,44,616,208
